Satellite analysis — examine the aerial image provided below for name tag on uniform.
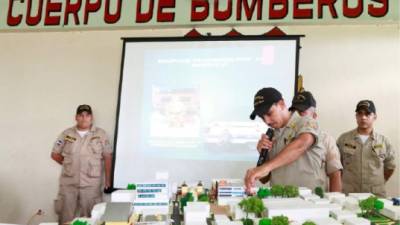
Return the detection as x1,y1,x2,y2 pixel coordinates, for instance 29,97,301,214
373,144,383,149
91,136,100,140
344,143,356,149
64,135,76,143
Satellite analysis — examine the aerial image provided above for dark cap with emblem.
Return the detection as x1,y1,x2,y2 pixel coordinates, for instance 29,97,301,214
76,104,92,115
355,100,376,113
289,91,317,112
250,87,283,120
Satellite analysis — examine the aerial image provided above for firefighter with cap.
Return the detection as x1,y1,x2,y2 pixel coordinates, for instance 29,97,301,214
51,105,113,224
280,91,342,192
244,87,326,193
337,100,396,197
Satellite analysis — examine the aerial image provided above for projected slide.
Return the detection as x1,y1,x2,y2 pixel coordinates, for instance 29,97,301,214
113,38,299,188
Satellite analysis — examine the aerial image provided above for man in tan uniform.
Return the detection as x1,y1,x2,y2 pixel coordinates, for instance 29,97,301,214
51,105,113,224
257,91,343,192
337,100,396,197
245,88,326,192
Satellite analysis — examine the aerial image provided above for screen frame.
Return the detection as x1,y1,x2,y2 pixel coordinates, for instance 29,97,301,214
111,34,304,189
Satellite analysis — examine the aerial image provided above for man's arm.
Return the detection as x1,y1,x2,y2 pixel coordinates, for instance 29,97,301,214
51,152,64,165
262,133,315,172
245,133,315,191
103,153,113,188
383,137,396,182
384,169,394,182
328,171,342,192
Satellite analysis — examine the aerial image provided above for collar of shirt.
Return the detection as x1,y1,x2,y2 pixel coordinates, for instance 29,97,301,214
351,128,377,142
284,111,301,129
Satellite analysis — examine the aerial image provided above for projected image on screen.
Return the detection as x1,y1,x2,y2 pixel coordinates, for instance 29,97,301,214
113,38,299,188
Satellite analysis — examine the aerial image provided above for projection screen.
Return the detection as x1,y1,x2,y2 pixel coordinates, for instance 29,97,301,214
112,36,301,188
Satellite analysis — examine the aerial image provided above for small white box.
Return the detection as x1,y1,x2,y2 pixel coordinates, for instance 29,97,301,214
305,217,342,225
311,198,330,205
111,190,136,203
381,205,400,220
348,193,374,201
324,192,346,202
332,196,347,206
330,209,358,223
343,217,370,225
184,202,210,223
343,197,361,213
301,194,321,201
299,187,312,196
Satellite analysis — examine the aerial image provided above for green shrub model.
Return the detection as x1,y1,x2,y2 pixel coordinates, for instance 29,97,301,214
359,196,384,217
283,185,299,198
271,185,285,197
257,187,272,199
271,215,289,225
314,187,324,198
259,218,272,225
302,221,317,225
239,197,266,225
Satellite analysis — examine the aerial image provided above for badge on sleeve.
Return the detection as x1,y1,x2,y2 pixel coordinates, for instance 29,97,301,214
56,140,64,146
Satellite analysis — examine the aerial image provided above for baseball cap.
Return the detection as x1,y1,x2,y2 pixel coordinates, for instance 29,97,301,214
289,91,317,112
76,104,92,115
355,100,376,114
249,87,283,120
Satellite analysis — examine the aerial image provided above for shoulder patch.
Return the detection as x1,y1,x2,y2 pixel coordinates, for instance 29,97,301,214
56,140,64,146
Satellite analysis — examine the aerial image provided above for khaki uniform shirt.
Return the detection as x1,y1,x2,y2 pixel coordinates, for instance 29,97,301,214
52,126,112,188
321,131,343,175
321,131,343,190
337,129,396,197
269,112,327,190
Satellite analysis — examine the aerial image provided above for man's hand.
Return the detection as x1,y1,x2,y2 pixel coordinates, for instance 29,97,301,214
244,165,270,194
51,152,64,165
257,134,273,153
103,153,113,190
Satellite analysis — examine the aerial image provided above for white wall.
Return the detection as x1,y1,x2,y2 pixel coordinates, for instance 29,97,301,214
0,25,398,223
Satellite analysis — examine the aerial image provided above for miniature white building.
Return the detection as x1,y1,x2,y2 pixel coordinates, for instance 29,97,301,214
133,182,169,215
184,202,210,225
214,179,245,206
381,204,400,220
342,217,371,225
111,190,136,203
330,209,358,223
263,197,330,223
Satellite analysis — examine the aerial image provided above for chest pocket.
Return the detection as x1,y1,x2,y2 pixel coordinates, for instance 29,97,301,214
89,138,103,155
370,143,386,168
62,158,74,177
63,137,76,154
342,143,357,166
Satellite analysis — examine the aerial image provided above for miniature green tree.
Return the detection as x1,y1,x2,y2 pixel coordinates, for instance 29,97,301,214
271,185,284,197
239,197,266,225
283,185,299,198
271,215,289,225
302,221,317,225
72,220,89,225
180,192,195,211
314,186,324,198
359,196,384,217
257,187,272,199
359,196,378,216
259,218,272,225
374,199,384,211
198,193,209,202
127,183,136,190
